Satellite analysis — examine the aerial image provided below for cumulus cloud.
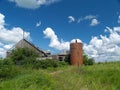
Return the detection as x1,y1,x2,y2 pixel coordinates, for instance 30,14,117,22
83,26,120,62
43,26,120,62
90,19,100,26
0,48,6,58
0,27,30,44
0,13,30,58
68,16,75,23
9,0,60,9
0,13,5,29
43,27,70,50
36,21,41,27
43,28,83,51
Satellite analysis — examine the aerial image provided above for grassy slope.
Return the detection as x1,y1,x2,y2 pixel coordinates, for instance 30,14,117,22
0,62,120,90
53,62,120,90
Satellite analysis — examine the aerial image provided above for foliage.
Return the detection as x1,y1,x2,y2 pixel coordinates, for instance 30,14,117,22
33,59,68,69
0,62,120,90
9,47,39,65
6,47,68,69
0,58,18,80
83,54,94,65
0,65,22,80
2,58,14,65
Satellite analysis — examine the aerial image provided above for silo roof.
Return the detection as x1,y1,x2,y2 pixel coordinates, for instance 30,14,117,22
71,39,82,43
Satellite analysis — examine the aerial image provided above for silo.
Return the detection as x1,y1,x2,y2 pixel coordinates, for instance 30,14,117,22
70,39,83,66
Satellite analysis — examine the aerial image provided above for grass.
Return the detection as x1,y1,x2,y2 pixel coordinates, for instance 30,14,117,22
0,69,55,90
0,62,120,90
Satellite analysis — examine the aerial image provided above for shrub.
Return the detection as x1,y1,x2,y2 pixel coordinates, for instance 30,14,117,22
9,47,39,65
2,58,14,65
83,54,94,65
0,65,21,80
33,59,68,69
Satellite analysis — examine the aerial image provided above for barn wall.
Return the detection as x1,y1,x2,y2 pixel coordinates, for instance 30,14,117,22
15,39,45,57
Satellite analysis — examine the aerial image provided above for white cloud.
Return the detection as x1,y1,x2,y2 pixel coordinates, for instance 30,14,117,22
0,27,30,44
9,0,60,9
114,27,120,32
0,13,5,29
0,13,30,58
84,15,97,20
0,42,3,46
84,26,120,62
3,44,14,50
43,27,70,50
43,27,83,51
78,15,97,23
118,15,120,23
43,26,120,62
90,19,100,26
68,16,75,23
0,48,6,58
36,21,41,27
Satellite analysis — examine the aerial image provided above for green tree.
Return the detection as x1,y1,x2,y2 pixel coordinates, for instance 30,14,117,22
10,47,39,65
83,54,94,65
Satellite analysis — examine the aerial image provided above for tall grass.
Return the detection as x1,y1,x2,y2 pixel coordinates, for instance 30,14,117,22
52,62,120,90
0,69,54,90
0,62,120,90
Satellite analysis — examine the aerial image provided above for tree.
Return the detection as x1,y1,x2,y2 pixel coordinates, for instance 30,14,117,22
10,47,39,65
83,54,94,65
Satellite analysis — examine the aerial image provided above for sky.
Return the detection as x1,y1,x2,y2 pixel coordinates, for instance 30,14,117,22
0,0,120,62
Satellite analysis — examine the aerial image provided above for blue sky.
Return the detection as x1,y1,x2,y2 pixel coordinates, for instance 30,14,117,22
0,0,120,62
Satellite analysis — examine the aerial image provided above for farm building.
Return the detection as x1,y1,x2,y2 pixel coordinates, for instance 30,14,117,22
6,39,83,66
6,39,49,58
52,51,70,61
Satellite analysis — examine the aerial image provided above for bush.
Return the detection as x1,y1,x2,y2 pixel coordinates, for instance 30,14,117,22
9,47,39,65
0,65,21,80
2,58,14,65
33,59,68,69
83,54,94,65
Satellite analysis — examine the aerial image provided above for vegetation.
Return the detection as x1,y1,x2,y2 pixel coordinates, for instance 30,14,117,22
83,54,95,65
53,62,120,90
0,67,55,90
0,47,68,80
33,59,68,69
0,48,120,90
9,47,39,65
0,62,120,90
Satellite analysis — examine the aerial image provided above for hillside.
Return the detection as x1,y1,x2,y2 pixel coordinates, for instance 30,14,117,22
0,62,120,90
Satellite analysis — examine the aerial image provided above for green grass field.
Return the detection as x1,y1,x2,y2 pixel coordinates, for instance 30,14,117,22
0,62,120,90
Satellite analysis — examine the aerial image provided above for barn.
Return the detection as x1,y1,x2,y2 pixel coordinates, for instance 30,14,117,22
6,39,48,57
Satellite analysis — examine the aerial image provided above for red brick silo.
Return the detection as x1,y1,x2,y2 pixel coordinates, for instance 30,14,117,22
70,40,83,66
